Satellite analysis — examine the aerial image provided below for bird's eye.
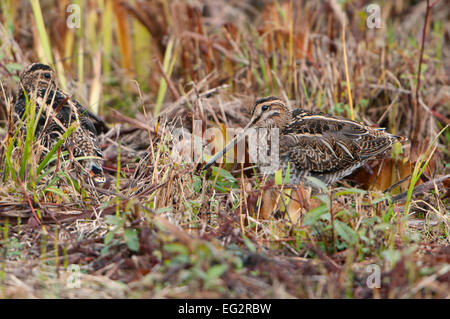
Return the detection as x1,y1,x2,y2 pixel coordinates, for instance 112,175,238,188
90,164,103,175
262,105,269,111
43,73,51,79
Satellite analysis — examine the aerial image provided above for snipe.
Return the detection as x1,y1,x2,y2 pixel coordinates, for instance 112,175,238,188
13,63,106,183
203,96,406,185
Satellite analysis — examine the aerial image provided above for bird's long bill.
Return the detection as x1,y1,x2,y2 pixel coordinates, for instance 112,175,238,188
202,119,256,171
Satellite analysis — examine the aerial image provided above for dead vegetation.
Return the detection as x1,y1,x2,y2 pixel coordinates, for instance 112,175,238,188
0,0,448,298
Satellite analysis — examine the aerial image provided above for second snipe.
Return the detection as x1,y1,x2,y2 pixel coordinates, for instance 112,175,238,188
203,96,406,185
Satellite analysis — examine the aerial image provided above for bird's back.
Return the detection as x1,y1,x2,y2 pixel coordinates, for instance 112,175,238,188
279,109,404,184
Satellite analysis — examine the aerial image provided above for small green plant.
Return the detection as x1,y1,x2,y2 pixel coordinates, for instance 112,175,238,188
103,212,140,253
404,125,448,216
208,166,239,192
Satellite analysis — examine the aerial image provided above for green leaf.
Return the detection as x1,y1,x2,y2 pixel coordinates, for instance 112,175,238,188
275,163,290,185
124,228,139,252
334,220,357,245
155,207,173,214
284,162,290,184
242,235,256,253
274,169,282,185
305,176,328,192
334,188,366,197
104,230,115,245
359,99,369,109
374,223,395,232
192,175,202,193
104,215,119,225
163,243,189,256
211,166,236,183
5,63,23,73
303,204,329,226
43,186,70,201
381,249,401,266
206,264,227,279
371,193,392,205
210,167,239,191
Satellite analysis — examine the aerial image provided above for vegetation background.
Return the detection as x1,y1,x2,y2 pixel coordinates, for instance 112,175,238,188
0,0,448,298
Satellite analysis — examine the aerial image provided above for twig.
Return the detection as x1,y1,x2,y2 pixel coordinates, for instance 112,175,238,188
154,57,180,100
392,174,450,203
109,108,155,133
412,0,435,142
18,178,44,229
159,72,216,114
307,244,341,272
384,174,412,193
341,11,354,121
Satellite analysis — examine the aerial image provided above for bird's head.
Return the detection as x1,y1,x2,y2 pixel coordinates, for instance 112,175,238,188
86,158,106,184
202,96,291,171
249,96,292,129
19,63,57,95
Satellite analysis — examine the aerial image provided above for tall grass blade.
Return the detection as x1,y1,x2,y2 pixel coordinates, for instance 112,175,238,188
154,37,176,116
113,0,132,72
101,0,114,76
404,125,448,216
30,0,54,65
36,124,77,176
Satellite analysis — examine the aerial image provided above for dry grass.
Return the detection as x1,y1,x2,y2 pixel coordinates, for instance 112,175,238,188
0,0,448,298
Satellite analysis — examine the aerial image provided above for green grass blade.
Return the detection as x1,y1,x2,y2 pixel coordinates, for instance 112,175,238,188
404,125,448,215
36,124,77,176
30,0,54,65
154,37,176,116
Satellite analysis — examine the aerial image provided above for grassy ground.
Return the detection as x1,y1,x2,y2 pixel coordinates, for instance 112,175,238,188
0,0,448,298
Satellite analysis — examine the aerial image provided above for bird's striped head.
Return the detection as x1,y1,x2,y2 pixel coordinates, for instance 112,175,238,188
202,96,291,171
250,96,292,129
19,63,57,95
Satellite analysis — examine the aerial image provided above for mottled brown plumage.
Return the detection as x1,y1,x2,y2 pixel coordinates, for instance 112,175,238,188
13,63,106,183
204,96,406,185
